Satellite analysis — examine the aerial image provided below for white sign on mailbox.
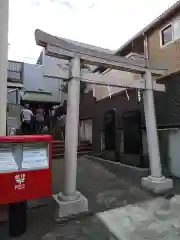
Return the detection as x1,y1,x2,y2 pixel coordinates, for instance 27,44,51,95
22,148,48,169
0,142,49,173
0,151,18,172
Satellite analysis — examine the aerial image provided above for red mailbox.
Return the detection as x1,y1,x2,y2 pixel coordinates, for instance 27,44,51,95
0,135,52,204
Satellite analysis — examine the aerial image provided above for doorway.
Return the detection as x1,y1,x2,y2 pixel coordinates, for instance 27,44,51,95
122,110,142,154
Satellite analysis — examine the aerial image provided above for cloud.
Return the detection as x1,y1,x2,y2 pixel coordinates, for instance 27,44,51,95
30,0,41,7
88,3,95,9
59,1,73,10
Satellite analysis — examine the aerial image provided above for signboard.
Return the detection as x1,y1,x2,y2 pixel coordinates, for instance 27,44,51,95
0,151,18,171
22,148,48,169
0,135,52,204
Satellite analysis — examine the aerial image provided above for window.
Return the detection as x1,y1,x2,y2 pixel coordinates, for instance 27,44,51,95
160,18,180,46
161,25,173,46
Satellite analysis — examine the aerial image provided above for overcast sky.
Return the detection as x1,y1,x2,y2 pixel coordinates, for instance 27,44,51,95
8,0,178,63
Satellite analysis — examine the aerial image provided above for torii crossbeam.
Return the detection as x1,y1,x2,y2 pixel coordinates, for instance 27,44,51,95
35,29,173,219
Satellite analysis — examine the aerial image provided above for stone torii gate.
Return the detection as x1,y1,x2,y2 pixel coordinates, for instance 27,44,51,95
35,30,173,218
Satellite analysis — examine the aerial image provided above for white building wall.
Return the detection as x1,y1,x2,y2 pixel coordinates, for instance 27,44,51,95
43,76,61,102
43,55,69,80
23,62,63,103
23,63,44,92
142,128,180,178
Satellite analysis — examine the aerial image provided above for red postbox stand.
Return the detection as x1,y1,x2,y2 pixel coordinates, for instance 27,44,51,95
0,135,52,237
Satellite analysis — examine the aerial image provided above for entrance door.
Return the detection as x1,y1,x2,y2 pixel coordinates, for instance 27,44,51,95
122,111,142,154
104,109,116,151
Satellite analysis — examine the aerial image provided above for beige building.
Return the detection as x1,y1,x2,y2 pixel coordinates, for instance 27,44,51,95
114,0,180,75
92,0,180,101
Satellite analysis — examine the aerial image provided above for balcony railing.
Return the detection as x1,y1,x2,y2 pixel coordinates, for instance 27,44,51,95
8,60,23,83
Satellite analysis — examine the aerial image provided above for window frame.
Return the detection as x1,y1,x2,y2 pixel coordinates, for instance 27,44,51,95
160,17,180,48
160,24,173,47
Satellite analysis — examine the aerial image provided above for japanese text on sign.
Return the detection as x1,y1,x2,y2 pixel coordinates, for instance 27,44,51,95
14,173,26,190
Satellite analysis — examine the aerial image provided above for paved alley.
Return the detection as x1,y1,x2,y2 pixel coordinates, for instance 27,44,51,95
1,156,153,239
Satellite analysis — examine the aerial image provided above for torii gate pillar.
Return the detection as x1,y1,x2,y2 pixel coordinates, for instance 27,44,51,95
54,57,88,219
141,71,173,193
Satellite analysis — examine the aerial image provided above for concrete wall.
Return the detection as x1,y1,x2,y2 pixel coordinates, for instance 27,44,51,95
7,103,21,129
23,63,63,103
7,88,21,128
43,55,69,80
79,72,180,175
168,129,180,177
23,63,44,91
7,90,18,104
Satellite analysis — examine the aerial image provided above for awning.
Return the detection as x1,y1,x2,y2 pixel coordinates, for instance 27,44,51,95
21,91,60,103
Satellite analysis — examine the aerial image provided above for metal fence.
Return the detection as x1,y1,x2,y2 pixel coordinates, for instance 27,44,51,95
8,61,23,83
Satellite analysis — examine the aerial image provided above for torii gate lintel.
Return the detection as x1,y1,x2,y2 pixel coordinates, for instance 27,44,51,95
35,30,173,219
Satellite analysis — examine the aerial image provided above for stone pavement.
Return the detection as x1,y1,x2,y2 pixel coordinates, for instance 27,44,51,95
0,156,174,239
98,196,180,240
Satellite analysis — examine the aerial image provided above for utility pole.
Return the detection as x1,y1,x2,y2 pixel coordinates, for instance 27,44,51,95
0,0,9,136
0,0,9,223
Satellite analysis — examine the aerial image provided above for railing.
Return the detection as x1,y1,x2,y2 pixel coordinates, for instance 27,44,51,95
8,60,23,83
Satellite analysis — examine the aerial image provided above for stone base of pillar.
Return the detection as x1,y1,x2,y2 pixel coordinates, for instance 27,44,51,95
141,176,173,194
53,191,88,221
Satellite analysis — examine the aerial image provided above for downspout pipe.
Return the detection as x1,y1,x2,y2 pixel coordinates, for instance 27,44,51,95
143,34,149,67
